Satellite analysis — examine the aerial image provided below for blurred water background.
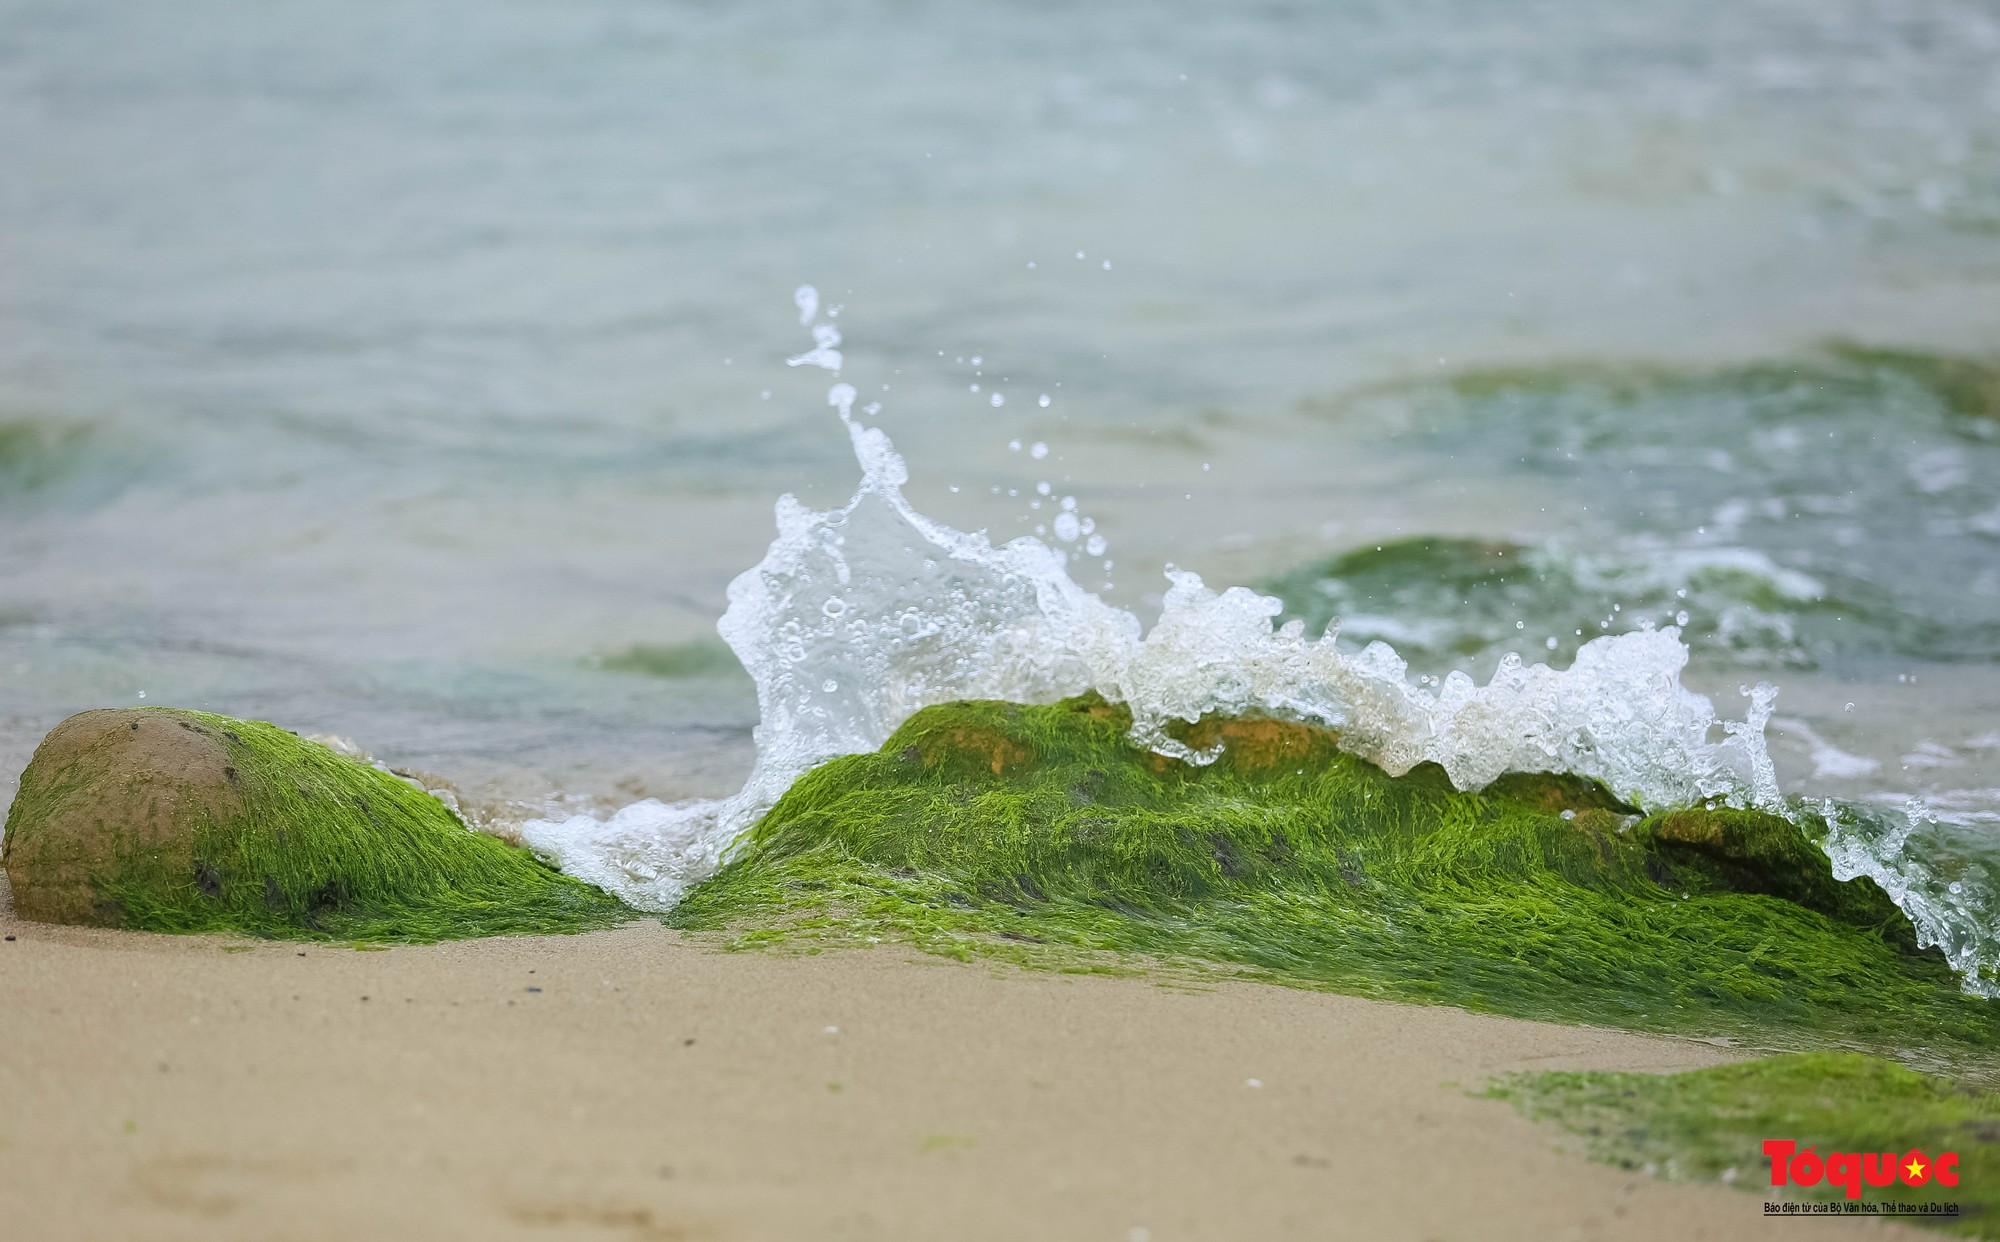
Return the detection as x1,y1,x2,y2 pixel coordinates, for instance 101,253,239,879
3,0,1999,833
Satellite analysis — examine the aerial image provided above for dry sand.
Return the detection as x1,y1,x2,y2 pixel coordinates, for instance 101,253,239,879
0,876,1923,1242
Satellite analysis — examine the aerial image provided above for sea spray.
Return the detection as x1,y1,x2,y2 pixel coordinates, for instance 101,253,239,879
523,302,1787,912
1820,799,2000,998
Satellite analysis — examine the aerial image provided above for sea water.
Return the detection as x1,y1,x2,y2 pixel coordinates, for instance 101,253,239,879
3,1,1999,980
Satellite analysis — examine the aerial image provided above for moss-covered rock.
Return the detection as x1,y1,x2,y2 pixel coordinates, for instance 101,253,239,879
1,707,632,942
674,694,1999,1057
1642,807,1918,951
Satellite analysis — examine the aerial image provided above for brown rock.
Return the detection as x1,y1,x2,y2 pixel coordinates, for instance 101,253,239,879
2,709,243,926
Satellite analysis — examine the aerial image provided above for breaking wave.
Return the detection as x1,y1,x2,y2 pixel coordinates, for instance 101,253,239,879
521,293,2000,1000
522,294,1783,913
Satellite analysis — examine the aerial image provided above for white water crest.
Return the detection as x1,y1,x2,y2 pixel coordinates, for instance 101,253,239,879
523,317,1788,913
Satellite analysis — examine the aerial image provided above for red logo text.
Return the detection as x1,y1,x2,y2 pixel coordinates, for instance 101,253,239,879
1764,1141,1959,1200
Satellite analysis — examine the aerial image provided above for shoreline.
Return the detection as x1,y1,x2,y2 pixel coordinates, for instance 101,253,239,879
0,876,1923,1241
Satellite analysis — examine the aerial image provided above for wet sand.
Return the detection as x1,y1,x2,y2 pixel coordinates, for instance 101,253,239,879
0,876,1920,1242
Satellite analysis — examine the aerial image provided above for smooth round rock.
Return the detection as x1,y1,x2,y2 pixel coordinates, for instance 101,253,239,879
2,708,244,925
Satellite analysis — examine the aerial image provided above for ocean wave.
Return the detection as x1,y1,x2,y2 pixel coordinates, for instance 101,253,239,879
525,298,1782,913
522,300,2000,1001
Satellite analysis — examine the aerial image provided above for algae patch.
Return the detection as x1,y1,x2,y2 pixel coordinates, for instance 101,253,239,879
1830,344,2000,425
2,707,633,942
673,695,1995,1056
1283,343,2000,670
1431,345,2000,428
1492,1054,2000,1234
1260,536,1845,670
0,418,86,497
590,639,745,680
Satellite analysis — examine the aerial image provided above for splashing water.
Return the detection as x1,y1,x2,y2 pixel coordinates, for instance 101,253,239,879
519,302,2000,1001
522,309,1789,914
1820,798,2000,998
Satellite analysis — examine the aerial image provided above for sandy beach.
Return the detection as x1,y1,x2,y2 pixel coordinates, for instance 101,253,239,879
0,875,1926,1242
6,4,1998,1239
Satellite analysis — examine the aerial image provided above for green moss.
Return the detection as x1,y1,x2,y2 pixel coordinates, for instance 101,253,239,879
0,418,86,495
1443,361,1685,405
672,695,1998,1058
1437,345,2000,425
1491,1054,2000,1233
3,708,632,943
592,640,743,679
1829,344,2000,424
1259,531,1962,674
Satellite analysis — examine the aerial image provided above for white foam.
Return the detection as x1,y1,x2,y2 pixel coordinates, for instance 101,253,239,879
524,359,1785,911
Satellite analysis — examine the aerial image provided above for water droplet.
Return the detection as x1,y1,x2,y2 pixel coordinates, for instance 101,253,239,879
1038,393,1052,408
822,679,839,693
990,393,1005,407
1029,441,1049,460
1086,533,1108,556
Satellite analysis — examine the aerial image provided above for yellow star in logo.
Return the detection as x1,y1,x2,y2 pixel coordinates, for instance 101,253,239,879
1905,1157,1927,1180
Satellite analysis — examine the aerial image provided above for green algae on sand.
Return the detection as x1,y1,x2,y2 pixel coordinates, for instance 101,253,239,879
2,707,632,943
1491,1053,2000,1234
673,695,1998,1058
